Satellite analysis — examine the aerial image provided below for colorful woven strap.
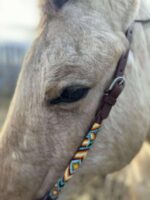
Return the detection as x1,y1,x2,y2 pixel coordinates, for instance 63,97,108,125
41,122,101,200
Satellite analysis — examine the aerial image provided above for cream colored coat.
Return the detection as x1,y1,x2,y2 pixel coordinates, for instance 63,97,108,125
0,0,150,199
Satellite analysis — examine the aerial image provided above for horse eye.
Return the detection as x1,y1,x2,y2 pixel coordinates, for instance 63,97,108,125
48,86,90,105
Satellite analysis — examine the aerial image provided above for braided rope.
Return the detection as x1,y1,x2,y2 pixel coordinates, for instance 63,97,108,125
42,122,101,200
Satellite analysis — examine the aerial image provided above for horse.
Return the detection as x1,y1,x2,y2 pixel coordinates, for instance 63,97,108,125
0,0,150,199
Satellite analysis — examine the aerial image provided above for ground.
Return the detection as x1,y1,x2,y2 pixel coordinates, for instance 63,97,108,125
0,99,150,200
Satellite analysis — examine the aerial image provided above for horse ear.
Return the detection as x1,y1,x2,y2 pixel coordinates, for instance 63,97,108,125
39,0,69,15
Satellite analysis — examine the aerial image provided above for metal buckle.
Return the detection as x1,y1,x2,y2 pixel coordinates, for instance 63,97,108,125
106,76,126,93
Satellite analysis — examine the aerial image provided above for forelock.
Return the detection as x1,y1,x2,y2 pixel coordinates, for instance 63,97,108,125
39,0,70,15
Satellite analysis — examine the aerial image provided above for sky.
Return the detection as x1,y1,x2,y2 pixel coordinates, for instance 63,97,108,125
0,0,40,42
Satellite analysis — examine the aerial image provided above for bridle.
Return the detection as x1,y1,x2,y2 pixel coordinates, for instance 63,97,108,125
39,19,150,200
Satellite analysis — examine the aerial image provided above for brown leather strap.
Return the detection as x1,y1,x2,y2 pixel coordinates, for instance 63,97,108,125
135,19,150,24
95,25,134,124
115,25,134,77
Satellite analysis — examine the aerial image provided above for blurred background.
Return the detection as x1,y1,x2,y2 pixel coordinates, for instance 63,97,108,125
0,0,40,127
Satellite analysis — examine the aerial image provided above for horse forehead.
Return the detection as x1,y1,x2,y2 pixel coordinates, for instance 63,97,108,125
46,19,110,54
41,28,117,74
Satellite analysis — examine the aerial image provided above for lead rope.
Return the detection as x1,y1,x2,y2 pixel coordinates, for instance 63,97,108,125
39,18,150,200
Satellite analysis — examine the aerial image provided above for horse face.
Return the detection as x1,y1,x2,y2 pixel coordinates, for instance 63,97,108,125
3,1,147,199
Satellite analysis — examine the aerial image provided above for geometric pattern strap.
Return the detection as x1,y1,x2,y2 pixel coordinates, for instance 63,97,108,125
41,122,101,200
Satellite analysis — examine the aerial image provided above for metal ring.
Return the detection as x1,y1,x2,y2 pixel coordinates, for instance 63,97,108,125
107,76,126,92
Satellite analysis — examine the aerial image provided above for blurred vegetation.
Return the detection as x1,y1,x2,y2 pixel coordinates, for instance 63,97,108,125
0,42,27,98
0,41,27,128
0,98,10,128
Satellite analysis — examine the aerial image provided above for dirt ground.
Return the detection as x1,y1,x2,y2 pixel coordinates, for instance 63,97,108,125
0,99,150,200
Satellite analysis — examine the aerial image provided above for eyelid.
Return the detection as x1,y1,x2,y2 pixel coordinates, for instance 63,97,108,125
47,86,90,105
